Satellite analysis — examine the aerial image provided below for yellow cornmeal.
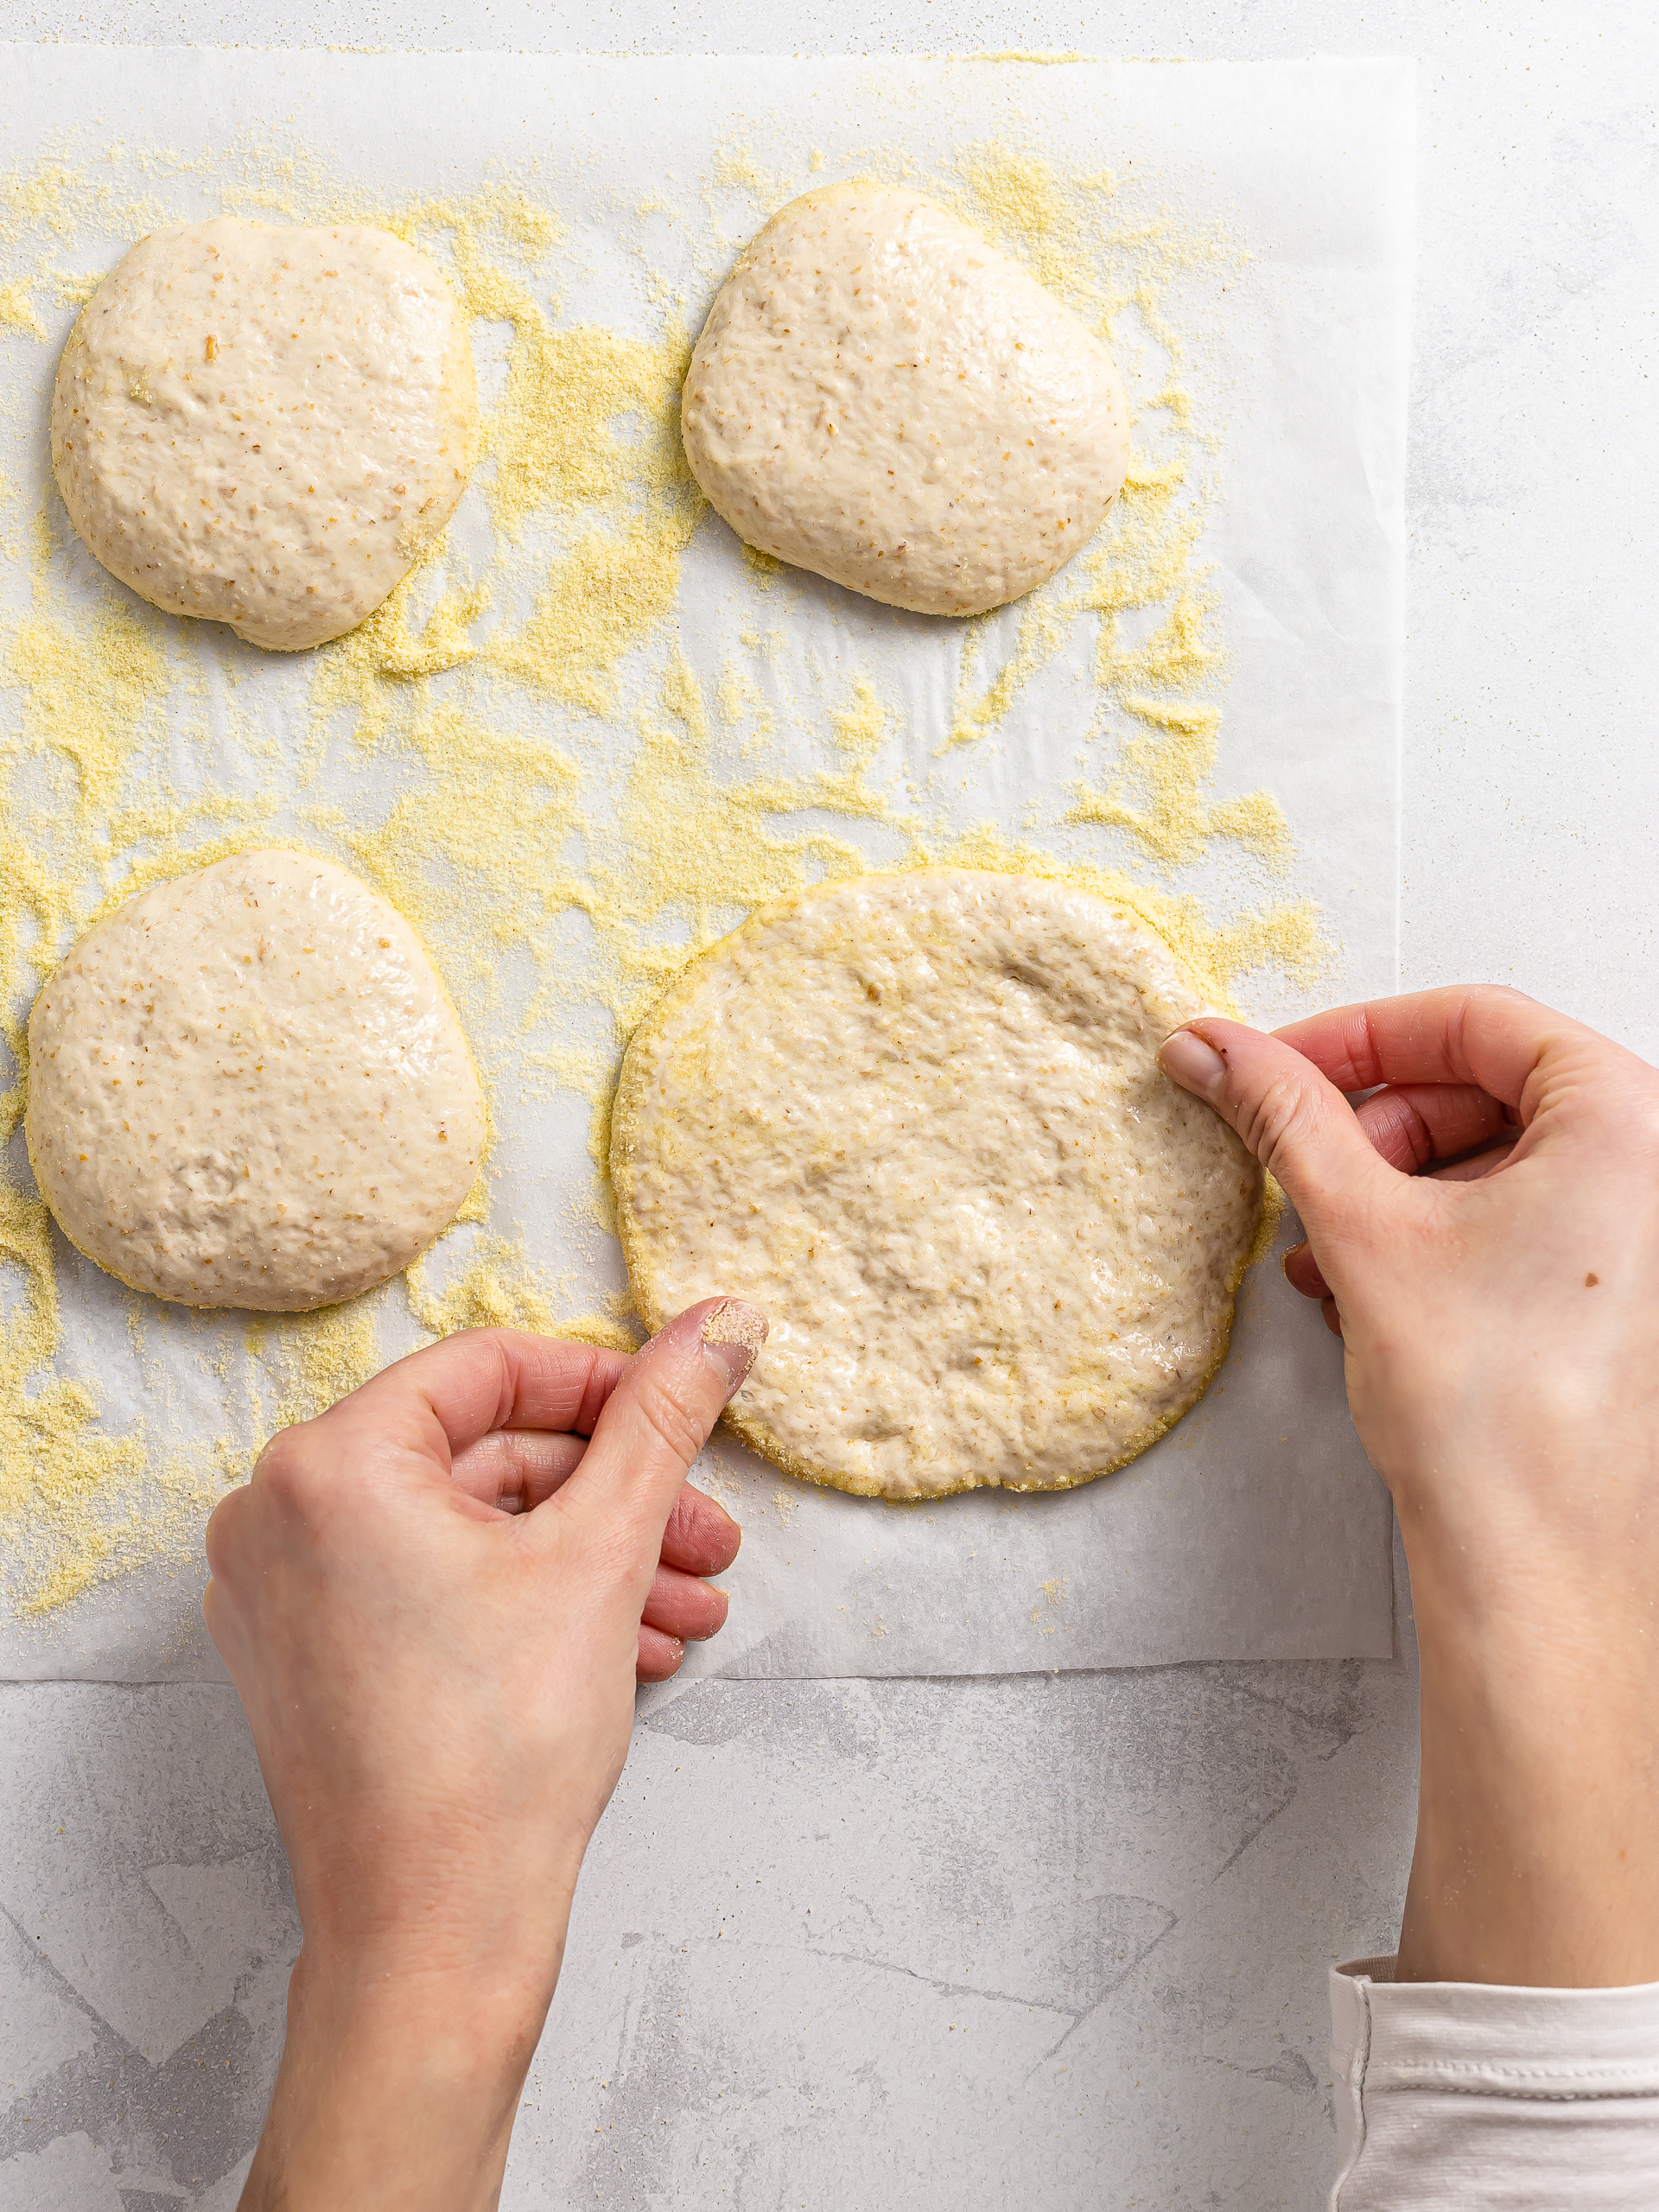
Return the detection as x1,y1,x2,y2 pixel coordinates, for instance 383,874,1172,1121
827,677,890,785
5,603,170,812
0,281,47,340
245,1299,382,1435
916,821,1319,1004
486,510,701,713
311,550,486,743
712,144,793,213
937,148,1259,872
716,658,774,748
343,702,587,1002
455,297,671,537
959,142,1105,307
406,1236,639,1353
0,1178,148,1613
0,149,1321,1617
1071,698,1293,873
310,201,697,731
1084,457,1213,684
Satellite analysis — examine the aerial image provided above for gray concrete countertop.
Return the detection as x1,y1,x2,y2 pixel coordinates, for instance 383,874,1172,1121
3,5,1655,2206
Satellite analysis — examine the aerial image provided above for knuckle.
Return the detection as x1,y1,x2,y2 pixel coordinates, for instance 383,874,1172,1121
1618,1096,1659,1173
574,1514,659,1592
202,1491,239,1579
632,1376,710,1471
663,1487,708,1551
250,1428,321,1515
1456,982,1535,1035
1237,1071,1320,1177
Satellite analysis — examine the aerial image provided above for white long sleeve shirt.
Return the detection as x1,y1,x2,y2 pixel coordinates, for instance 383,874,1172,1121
1330,1955,1659,2208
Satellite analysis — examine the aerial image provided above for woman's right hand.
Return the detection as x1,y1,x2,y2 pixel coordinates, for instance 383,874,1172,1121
1158,987,1659,1989
205,1300,759,2212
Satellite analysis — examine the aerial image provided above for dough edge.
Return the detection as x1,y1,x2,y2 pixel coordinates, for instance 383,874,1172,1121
23,847,489,1313
50,220,482,654
610,868,1262,1501
681,181,1130,621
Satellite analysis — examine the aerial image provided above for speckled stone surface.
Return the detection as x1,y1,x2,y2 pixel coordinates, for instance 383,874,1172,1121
0,1637,1419,2209
5,3,1658,2205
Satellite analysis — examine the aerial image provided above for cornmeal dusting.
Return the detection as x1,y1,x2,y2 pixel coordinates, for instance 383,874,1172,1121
0,136,1323,1619
0,280,47,340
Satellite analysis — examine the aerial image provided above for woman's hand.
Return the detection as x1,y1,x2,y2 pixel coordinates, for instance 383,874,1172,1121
205,1299,761,2212
1159,988,1659,1989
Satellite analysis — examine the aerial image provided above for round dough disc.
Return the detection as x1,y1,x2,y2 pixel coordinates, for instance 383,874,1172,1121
682,184,1131,618
612,871,1262,1500
26,851,486,1312
51,218,479,651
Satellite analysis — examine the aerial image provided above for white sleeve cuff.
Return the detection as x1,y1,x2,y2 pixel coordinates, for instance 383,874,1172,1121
1330,1954,1659,2209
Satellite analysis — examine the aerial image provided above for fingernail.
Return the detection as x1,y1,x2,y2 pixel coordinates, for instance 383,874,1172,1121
699,1299,768,1399
1157,1027,1226,1100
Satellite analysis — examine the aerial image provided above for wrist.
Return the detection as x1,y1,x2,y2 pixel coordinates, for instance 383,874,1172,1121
240,1947,552,2212
290,1936,554,2056
1399,1567,1659,1988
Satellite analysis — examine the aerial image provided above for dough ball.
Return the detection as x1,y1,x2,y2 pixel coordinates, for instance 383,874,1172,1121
612,871,1261,1499
26,851,486,1311
682,184,1131,617
51,218,479,652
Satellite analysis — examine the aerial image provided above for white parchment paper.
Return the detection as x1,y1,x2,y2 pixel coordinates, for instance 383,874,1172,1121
0,48,1411,1680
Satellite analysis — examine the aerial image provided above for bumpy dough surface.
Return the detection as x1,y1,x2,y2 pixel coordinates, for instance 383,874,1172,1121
52,218,478,651
26,852,486,1311
612,871,1262,1499
682,185,1131,617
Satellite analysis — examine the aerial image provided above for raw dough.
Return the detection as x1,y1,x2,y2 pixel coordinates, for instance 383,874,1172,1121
612,871,1262,1499
682,184,1130,617
26,851,486,1311
52,218,478,651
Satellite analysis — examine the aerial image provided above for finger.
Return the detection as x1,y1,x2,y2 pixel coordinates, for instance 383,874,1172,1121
1158,1020,1394,1246
269,1331,632,1490
547,1298,768,1577
1321,1297,1344,1338
456,1433,743,1565
637,1625,687,1683
660,1484,742,1577
1284,1127,1514,1302
1427,1135,1520,1185
1282,1137,1516,1302
640,1562,730,1643
1274,986,1603,1113
200,1484,250,1656
202,1481,247,1582
1352,1083,1512,1174
1283,1241,1331,1301
449,1428,588,1512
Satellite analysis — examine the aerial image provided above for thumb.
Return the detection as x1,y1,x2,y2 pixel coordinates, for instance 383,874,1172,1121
1157,1017,1394,1247
543,1297,766,1590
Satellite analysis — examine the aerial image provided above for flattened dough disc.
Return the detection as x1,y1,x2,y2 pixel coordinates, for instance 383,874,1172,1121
612,870,1262,1499
52,217,478,651
682,184,1130,617
26,851,486,1311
